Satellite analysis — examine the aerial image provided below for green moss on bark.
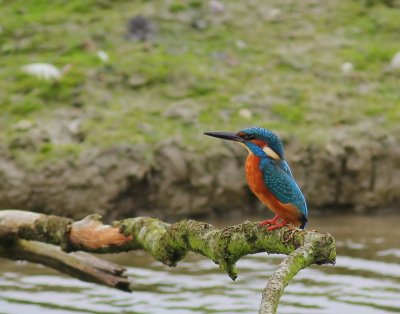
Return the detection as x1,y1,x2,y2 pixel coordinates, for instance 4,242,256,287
119,217,335,282
18,215,72,247
1,210,336,313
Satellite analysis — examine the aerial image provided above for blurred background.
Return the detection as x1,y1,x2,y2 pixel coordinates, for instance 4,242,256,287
0,0,399,313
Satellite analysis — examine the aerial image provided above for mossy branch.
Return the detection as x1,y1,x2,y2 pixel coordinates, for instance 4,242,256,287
0,210,336,314
259,232,336,313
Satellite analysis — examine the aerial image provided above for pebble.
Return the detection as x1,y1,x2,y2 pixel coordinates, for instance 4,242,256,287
13,120,33,131
22,63,62,80
390,51,400,69
97,50,109,62
341,62,354,75
238,108,253,119
209,0,225,14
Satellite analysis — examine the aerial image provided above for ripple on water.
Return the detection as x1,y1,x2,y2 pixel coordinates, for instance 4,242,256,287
1,215,400,313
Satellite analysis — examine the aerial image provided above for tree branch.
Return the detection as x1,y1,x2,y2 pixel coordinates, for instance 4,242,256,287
0,210,336,313
259,232,336,313
0,239,131,291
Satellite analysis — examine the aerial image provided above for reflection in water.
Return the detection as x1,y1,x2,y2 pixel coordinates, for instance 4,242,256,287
0,215,399,314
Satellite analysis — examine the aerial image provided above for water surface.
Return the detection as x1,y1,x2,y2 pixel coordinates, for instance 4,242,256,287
1,215,399,313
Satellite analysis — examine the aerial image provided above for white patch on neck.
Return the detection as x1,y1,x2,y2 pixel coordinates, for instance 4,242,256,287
262,146,280,160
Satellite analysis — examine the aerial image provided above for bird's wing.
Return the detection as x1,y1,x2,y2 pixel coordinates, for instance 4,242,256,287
261,159,308,218
278,160,294,178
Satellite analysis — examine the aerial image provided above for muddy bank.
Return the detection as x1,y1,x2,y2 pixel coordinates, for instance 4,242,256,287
0,130,399,221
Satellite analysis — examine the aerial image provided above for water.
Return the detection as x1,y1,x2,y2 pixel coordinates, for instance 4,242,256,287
0,215,399,314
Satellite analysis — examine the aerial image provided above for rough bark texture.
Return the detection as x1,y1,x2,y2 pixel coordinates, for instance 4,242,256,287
0,209,336,313
0,239,130,291
259,232,335,313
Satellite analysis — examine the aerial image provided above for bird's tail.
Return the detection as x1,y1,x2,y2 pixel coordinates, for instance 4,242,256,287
300,215,308,229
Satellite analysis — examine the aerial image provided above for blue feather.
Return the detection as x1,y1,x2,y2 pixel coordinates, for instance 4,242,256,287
261,157,308,227
240,127,285,158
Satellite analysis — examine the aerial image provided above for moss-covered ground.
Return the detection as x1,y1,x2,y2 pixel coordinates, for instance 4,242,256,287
1,0,399,165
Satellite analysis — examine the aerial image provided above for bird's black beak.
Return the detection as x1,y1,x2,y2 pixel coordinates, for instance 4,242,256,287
204,131,245,142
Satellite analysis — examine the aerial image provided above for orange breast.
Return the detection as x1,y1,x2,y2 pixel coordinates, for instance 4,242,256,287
245,154,301,226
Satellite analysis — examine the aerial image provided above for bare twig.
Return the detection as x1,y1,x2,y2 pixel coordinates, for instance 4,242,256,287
0,239,130,291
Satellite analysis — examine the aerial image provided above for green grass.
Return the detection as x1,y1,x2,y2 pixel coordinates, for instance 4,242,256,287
0,0,399,164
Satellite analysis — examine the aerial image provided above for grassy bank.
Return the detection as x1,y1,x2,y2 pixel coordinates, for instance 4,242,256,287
1,0,399,166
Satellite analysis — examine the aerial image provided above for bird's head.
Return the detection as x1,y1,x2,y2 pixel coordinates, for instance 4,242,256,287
204,127,284,160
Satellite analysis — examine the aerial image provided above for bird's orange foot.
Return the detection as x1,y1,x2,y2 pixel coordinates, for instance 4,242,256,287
259,215,279,227
266,220,288,231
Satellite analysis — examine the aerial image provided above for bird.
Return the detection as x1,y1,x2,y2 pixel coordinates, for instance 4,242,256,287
204,127,308,231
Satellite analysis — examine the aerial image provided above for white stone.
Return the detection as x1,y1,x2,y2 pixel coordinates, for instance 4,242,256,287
390,51,400,69
238,108,253,119
235,40,246,49
14,119,33,131
22,63,62,80
97,50,109,62
209,0,225,14
341,62,354,74
269,8,282,20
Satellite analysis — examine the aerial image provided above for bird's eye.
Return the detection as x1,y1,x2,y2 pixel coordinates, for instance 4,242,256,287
242,133,255,140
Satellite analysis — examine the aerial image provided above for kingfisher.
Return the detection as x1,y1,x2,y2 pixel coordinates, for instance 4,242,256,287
204,127,308,231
